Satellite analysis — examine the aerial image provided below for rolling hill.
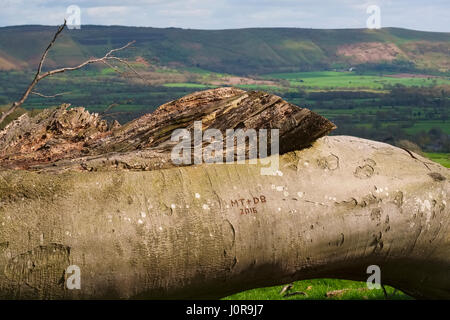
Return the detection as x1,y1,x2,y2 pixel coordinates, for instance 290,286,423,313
0,25,449,75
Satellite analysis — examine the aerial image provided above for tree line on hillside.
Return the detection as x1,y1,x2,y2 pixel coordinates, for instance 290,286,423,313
0,70,448,152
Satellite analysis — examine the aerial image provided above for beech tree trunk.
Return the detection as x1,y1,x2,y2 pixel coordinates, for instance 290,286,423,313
0,88,448,299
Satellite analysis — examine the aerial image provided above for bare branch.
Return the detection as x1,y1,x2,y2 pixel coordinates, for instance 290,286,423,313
101,56,148,83
101,99,134,116
0,23,141,127
0,21,68,126
31,91,69,98
104,40,136,57
37,20,67,75
100,111,133,118
109,56,148,82
100,103,119,116
101,60,122,75
37,41,136,80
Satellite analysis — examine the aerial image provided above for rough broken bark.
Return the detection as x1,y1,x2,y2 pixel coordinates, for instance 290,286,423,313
0,88,448,300
0,87,335,171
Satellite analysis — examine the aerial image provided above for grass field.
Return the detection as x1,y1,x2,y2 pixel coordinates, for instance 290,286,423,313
403,121,450,135
0,68,448,151
224,279,410,300
425,152,450,167
263,71,450,90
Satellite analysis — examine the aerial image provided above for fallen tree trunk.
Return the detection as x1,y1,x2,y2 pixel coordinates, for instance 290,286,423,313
0,87,335,171
0,89,448,299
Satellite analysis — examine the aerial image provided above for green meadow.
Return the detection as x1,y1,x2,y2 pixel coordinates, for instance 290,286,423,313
264,71,450,90
1,68,448,152
224,279,410,300
426,153,450,167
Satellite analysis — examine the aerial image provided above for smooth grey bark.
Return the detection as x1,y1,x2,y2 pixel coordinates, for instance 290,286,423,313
0,136,448,299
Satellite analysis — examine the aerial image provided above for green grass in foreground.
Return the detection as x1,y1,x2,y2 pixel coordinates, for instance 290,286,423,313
425,153,450,168
223,279,410,300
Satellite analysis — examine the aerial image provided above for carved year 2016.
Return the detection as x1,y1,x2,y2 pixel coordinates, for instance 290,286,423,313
229,195,267,215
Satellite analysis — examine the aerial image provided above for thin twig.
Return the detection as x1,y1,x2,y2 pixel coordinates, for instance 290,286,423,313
100,111,133,118
283,291,307,297
101,60,123,75
109,56,148,81
100,103,119,116
0,21,142,127
37,20,67,75
279,283,293,296
35,41,135,80
381,284,388,299
31,91,69,98
0,20,67,125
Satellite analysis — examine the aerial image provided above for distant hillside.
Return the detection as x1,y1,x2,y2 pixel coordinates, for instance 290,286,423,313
0,25,449,75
